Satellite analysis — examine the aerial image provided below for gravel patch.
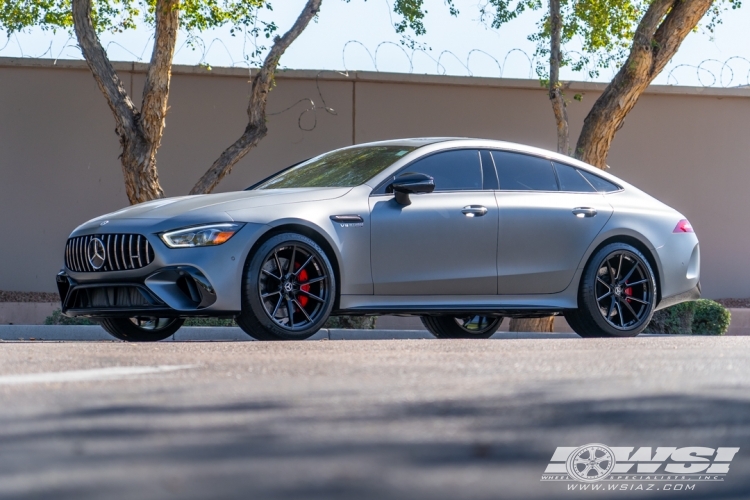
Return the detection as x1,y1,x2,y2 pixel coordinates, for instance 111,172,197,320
716,298,750,308
0,291,59,303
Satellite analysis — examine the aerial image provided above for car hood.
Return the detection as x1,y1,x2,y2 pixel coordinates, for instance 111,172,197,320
71,187,353,235
89,187,353,222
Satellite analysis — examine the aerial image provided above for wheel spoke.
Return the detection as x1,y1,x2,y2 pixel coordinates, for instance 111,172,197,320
606,296,615,320
597,290,612,302
294,255,314,276
616,254,623,281
622,298,639,320
262,290,281,299
273,250,284,277
299,275,326,285
262,268,281,280
620,260,639,284
596,277,611,290
627,278,649,287
293,298,312,322
288,245,297,274
287,298,295,328
298,289,324,302
271,295,283,317
616,301,625,327
606,259,616,284
627,296,649,305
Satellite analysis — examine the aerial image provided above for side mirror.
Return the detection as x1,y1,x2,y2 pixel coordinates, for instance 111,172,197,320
387,172,435,206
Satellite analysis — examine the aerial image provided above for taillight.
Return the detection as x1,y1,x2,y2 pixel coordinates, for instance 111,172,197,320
673,219,694,233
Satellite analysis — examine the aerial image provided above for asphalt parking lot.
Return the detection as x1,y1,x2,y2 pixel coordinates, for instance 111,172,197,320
1,335,749,499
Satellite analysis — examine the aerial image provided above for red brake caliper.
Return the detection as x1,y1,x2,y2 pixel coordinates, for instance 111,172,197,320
295,262,310,308
624,286,633,302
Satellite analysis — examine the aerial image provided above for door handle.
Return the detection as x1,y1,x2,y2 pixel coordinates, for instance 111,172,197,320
462,205,488,217
572,207,597,218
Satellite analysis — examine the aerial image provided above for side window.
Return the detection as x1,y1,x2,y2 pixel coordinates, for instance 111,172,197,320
492,151,559,191
554,162,596,192
578,170,621,192
403,149,483,191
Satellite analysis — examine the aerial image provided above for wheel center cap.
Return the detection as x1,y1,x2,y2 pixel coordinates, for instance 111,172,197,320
614,285,623,296
283,282,294,293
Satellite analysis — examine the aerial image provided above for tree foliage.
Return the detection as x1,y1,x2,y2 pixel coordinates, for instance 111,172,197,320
0,0,270,34
480,0,740,78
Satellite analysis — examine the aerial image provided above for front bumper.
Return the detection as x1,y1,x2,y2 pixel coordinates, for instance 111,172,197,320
58,221,266,317
57,266,227,318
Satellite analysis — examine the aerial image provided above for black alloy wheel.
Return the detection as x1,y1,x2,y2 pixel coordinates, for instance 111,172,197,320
565,243,656,338
99,317,184,342
421,315,503,339
236,233,335,340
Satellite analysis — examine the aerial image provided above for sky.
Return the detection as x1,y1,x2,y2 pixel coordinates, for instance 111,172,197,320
2,0,750,87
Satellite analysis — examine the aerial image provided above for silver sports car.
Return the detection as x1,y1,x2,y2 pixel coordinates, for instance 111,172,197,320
57,138,700,341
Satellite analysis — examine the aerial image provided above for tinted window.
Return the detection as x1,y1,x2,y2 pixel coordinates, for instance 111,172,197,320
257,146,415,189
578,170,620,192
492,151,558,191
405,150,482,191
554,162,596,192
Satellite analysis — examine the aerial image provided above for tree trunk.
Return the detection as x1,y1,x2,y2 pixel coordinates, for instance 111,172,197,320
575,0,714,168
190,0,323,195
548,0,568,155
513,0,567,334
509,317,555,332
72,0,179,204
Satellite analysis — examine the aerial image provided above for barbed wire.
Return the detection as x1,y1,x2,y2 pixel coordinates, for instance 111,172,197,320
3,31,750,88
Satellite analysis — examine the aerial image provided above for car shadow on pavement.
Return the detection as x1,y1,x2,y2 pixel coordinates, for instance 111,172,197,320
0,389,749,500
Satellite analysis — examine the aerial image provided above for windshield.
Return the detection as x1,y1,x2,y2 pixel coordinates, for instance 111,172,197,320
256,146,415,189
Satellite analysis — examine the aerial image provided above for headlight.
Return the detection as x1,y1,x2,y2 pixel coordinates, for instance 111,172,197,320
160,223,244,248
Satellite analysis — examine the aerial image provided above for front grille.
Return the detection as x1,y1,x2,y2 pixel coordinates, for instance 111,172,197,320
65,234,155,272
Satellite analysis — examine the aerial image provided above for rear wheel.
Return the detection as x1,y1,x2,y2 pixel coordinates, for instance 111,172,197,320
99,317,184,342
236,233,335,341
565,243,656,338
421,315,503,339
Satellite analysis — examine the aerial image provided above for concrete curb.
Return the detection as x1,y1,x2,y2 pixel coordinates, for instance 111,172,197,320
0,325,682,341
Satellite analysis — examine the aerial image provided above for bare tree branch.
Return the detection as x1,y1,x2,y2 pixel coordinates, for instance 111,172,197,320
548,0,568,155
141,0,179,146
72,0,179,203
72,0,138,143
190,0,323,195
575,0,713,168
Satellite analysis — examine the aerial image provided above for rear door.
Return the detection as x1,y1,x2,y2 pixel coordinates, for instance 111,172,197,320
370,149,499,295
490,152,613,294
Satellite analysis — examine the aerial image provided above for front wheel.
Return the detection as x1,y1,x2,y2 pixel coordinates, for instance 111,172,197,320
421,315,503,339
99,317,184,342
236,233,335,341
565,243,657,338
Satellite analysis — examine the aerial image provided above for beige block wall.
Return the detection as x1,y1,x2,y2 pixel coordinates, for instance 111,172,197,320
1,58,748,298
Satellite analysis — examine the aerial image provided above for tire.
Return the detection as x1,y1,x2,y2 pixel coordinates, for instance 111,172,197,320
236,232,335,341
421,315,503,339
565,242,657,338
99,317,184,342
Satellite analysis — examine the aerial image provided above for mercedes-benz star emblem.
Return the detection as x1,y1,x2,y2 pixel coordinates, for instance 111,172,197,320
87,238,106,270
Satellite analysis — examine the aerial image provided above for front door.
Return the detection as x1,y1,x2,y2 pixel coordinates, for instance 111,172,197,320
370,149,499,295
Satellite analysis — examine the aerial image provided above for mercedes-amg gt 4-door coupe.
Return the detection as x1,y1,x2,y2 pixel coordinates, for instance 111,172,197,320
57,138,700,341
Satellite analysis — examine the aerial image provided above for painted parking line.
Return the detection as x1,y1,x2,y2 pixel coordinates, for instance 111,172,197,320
0,365,195,386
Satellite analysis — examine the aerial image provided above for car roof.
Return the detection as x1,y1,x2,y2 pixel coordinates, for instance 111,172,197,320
354,137,619,179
